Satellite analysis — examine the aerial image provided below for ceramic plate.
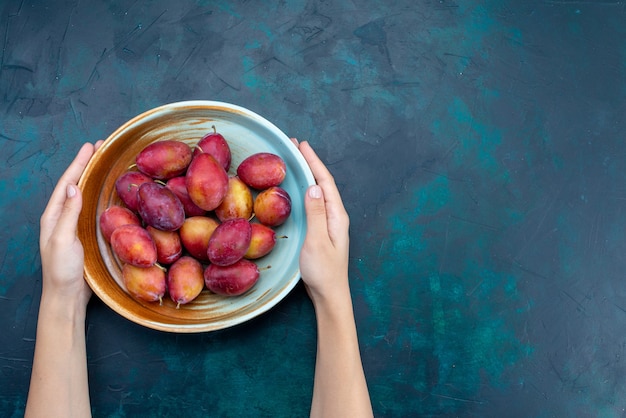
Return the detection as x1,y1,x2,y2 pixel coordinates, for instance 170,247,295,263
77,101,314,332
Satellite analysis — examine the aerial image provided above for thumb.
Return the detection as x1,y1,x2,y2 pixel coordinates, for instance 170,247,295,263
55,184,83,236
304,185,328,238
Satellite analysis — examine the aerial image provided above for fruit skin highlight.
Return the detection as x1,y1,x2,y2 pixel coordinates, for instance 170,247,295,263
204,259,260,296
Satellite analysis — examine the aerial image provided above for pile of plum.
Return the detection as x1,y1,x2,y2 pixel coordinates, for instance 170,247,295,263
99,127,292,307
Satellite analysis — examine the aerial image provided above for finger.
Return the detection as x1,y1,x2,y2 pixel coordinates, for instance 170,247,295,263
304,184,330,245
298,141,350,245
298,141,347,214
290,137,299,147
45,143,94,209
94,139,105,151
41,143,95,238
58,142,96,186
54,184,83,239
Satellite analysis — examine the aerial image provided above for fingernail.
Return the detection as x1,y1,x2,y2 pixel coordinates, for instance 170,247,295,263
308,185,322,199
67,184,77,198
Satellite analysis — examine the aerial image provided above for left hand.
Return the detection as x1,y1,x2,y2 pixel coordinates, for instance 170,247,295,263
39,141,102,308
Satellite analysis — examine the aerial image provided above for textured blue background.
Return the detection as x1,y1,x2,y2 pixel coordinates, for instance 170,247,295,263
2,0,626,416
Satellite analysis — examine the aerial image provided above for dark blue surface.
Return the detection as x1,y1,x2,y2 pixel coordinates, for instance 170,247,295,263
2,1,626,416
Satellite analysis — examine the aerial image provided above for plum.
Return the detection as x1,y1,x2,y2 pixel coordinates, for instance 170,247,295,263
179,216,220,261
167,256,204,308
207,218,252,266
237,152,286,189
110,224,157,267
193,126,231,171
215,176,253,222
244,223,279,259
204,259,260,296
115,171,152,212
253,186,292,227
166,176,206,217
147,226,182,265
137,182,185,231
122,264,166,303
185,153,229,211
136,140,192,180
99,205,141,242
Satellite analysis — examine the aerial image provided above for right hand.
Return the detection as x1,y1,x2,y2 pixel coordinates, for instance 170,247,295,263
292,139,351,304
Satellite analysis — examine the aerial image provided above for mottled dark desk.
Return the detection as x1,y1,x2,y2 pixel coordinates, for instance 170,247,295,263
2,1,626,416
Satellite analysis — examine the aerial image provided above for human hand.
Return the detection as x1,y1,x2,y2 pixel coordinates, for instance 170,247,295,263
28,141,103,418
292,139,351,305
39,141,102,310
